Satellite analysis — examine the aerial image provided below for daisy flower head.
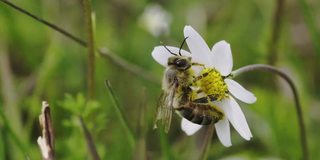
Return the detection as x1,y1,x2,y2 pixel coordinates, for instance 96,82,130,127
151,25,257,147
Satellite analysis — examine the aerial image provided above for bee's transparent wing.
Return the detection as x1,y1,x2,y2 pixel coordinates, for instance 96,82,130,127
153,86,176,133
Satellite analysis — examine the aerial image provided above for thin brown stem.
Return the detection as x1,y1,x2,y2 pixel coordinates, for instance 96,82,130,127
0,0,87,46
0,1,159,85
232,64,308,160
81,0,95,100
79,117,100,160
99,48,160,85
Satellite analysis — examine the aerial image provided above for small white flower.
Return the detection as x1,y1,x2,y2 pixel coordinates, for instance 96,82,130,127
139,4,171,37
151,26,257,147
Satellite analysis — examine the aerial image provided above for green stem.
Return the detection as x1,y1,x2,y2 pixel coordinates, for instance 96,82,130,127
232,64,308,160
81,0,95,100
198,125,214,160
81,0,99,159
267,0,285,65
158,129,173,160
0,45,22,131
0,109,29,159
104,80,136,149
133,88,147,160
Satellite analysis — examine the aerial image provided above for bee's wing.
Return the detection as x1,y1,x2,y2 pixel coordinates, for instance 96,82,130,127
153,84,177,133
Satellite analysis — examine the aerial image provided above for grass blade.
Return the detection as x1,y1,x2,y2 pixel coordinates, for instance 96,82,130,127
158,127,174,160
0,109,29,159
133,88,147,160
104,80,136,149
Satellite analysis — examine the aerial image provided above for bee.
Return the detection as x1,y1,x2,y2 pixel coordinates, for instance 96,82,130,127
154,38,224,133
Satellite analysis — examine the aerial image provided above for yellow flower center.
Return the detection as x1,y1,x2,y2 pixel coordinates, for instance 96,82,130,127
196,68,228,100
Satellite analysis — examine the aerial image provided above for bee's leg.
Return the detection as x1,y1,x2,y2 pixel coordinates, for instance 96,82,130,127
192,95,217,103
192,75,203,83
191,62,205,67
196,89,203,94
192,71,210,84
207,95,217,101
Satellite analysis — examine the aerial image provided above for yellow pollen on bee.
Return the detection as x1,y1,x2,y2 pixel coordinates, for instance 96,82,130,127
197,68,228,100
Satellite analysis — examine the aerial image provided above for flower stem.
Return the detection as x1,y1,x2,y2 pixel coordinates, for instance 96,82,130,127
198,125,214,160
232,64,308,160
81,0,95,100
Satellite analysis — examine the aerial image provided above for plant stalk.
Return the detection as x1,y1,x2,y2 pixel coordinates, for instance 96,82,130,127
232,64,308,160
198,125,214,160
79,117,100,160
0,1,158,85
81,0,95,100
104,80,136,149
0,0,86,46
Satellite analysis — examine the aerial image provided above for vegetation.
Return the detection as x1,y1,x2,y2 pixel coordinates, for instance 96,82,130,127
0,0,319,159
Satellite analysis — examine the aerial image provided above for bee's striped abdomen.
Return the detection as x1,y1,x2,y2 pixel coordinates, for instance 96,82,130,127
176,102,224,125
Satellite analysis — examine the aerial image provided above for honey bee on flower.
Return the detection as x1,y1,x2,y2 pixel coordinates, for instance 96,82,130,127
152,26,256,147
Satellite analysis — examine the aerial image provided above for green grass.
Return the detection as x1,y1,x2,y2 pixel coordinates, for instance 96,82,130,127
0,0,319,159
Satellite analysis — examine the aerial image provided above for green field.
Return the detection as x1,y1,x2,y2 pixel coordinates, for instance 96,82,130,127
0,0,319,159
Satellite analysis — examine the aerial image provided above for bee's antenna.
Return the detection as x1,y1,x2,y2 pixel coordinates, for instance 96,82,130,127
179,36,189,56
160,42,178,56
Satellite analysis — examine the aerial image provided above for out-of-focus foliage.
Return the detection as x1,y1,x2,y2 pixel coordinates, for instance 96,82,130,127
0,0,320,159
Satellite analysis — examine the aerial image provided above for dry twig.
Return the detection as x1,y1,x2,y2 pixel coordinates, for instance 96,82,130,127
37,101,55,160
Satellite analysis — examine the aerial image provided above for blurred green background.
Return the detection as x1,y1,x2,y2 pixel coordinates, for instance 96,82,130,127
0,0,319,159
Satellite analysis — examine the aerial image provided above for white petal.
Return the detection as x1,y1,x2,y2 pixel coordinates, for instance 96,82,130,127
215,98,252,140
183,26,212,66
151,46,190,66
229,97,252,140
181,118,202,135
214,118,232,147
225,79,257,104
211,40,233,76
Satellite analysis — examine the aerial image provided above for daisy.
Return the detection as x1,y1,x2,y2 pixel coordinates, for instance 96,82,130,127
151,25,257,147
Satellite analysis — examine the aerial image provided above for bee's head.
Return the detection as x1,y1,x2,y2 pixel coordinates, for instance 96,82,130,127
168,56,192,70
162,37,192,70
